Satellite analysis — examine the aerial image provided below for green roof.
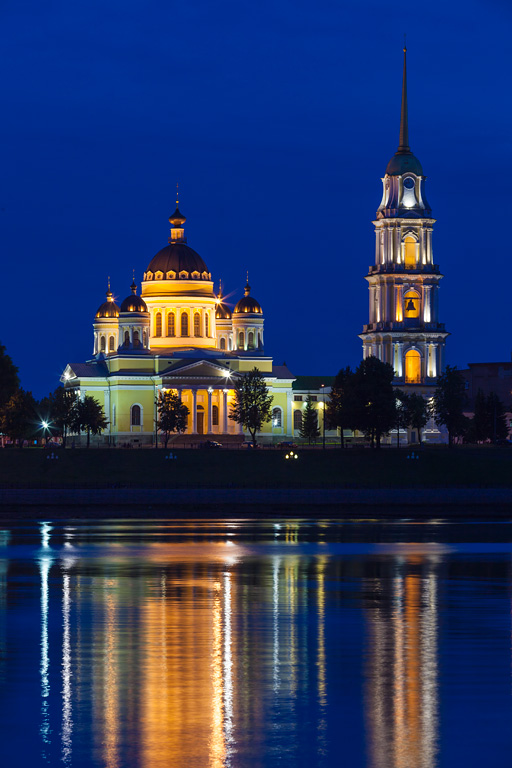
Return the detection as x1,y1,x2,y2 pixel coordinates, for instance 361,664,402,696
292,375,335,391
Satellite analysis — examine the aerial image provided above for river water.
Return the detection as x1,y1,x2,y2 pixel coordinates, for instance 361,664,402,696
1,517,511,767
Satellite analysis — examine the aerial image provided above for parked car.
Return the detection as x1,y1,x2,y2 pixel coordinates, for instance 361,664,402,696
278,441,298,449
200,440,223,449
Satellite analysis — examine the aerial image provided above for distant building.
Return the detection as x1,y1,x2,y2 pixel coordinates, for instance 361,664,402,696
460,362,512,439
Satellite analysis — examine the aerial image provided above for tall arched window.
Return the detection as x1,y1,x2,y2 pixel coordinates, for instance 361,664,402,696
109,335,115,352
405,350,421,383
220,337,226,350
155,312,162,336
404,290,420,319
181,312,189,336
194,312,201,337
212,405,219,426
100,336,106,353
205,313,209,337
131,404,141,426
238,331,245,349
133,330,140,347
404,236,416,269
272,407,282,427
143,330,147,347
248,331,254,349
124,330,130,347
167,313,175,337
293,410,303,431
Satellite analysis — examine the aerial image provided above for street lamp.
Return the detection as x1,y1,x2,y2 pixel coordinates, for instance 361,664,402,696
320,384,325,450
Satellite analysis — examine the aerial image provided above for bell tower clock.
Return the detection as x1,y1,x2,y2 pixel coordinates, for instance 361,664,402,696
359,47,449,389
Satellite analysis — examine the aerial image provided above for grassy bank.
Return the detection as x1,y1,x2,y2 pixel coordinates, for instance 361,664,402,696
0,445,511,490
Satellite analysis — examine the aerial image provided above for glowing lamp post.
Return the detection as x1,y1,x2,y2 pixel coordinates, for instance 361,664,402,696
320,384,326,450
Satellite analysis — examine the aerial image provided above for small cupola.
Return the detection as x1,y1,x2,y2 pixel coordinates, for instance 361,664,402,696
95,281,120,318
169,185,187,243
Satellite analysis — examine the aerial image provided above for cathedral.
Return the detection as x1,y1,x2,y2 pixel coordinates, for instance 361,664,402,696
62,48,448,446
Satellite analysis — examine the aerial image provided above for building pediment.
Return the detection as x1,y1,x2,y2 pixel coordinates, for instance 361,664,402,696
161,359,240,382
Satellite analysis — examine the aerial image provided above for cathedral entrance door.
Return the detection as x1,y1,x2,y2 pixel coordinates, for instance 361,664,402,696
197,408,204,435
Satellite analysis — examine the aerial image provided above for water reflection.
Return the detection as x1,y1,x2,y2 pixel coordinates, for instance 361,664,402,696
1,519,511,767
365,557,438,768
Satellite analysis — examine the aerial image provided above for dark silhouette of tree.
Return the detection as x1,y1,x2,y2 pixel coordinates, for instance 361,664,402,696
471,389,509,443
229,367,273,446
156,390,189,448
0,389,37,447
326,366,354,448
433,365,468,446
71,396,108,448
487,392,509,442
406,392,431,445
0,342,20,409
394,390,410,449
37,387,78,447
352,356,396,448
300,394,320,444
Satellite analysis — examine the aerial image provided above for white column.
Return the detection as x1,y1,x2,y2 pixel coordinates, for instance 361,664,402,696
207,388,213,433
397,342,404,377
223,390,229,433
424,286,431,323
192,389,197,433
431,343,438,378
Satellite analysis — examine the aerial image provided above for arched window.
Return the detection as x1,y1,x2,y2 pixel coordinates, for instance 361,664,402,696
181,312,189,336
405,350,422,383
109,335,115,352
220,337,226,350
205,313,209,337
155,312,162,337
293,410,303,431
133,330,140,347
194,313,201,337
238,331,245,349
212,405,219,426
272,407,282,427
404,289,420,319
248,331,254,349
131,404,141,426
124,330,130,347
143,330,147,347
228,337,232,350
167,313,175,337
100,336,106,353
404,236,416,269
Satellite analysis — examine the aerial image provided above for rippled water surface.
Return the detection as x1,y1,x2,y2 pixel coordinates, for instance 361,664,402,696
1,516,512,767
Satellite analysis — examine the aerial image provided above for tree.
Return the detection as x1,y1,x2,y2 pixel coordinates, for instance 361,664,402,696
472,388,489,443
0,389,37,447
0,342,20,409
71,396,108,447
406,392,431,446
229,367,273,446
352,357,396,448
433,365,468,446
156,390,189,448
326,366,354,448
300,394,320,444
51,388,79,447
394,390,410,449
471,389,509,443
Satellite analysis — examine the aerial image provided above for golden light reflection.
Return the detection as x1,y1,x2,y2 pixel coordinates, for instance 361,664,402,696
316,556,327,757
103,580,119,768
210,582,226,768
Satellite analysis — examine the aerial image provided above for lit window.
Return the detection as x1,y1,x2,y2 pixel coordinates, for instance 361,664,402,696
238,331,244,349
404,236,416,269
181,312,189,336
248,331,254,349
167,313,175,337
100,336,106,352
205,313,209,337
293,410,303,430
405,350,421,383
194,313,201,337
109,335,115,352
220,337,226,350
212,405,219,426
272,407,282,427
155,312,162,337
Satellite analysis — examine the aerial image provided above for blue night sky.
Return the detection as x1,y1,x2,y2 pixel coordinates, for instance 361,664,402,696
2,0,511,397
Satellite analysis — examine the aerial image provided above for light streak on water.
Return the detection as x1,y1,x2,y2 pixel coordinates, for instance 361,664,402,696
61,564,73,765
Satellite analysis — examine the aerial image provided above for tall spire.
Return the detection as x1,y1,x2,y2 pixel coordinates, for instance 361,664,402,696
398,42,409,153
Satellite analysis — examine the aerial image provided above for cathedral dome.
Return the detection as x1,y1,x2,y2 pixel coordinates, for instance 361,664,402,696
120,281,148,313
234,281,263,315
145,243,209,279
95,289,120,318
216,302,232,320
386,150,423,176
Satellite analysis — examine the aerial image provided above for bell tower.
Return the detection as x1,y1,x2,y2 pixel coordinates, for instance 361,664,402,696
359,47,448,388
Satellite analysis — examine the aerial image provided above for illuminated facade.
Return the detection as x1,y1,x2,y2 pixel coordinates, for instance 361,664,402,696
359,48,448,394
62,200,311,445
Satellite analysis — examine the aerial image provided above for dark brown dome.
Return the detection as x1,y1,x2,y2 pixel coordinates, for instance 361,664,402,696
234,282,263,315
120,294,148,313
215,302,232,320
95,290,120,318
145,243,209,279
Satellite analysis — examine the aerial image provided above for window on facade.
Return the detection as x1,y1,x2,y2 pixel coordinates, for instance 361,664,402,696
403,290,420,319
194,313,201,337
134,331,141,347
155,312,162,336
143,330,147,347
124,330,130,346
272,407,282,427
212,405,219,426
220,337,226,350
100,336,106,352
181,312,189,336
109,335,115,352
238,331,244,349
205,313,209,337
405,350,421,383
248,331,254,349
294,395,303,402
404,236,416,269
167,313,175,337
293,410,303,430
112,404,116,426
310,395,317,401
131,404,141,426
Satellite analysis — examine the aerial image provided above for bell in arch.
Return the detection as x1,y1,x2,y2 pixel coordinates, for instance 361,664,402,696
406,299,416,312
